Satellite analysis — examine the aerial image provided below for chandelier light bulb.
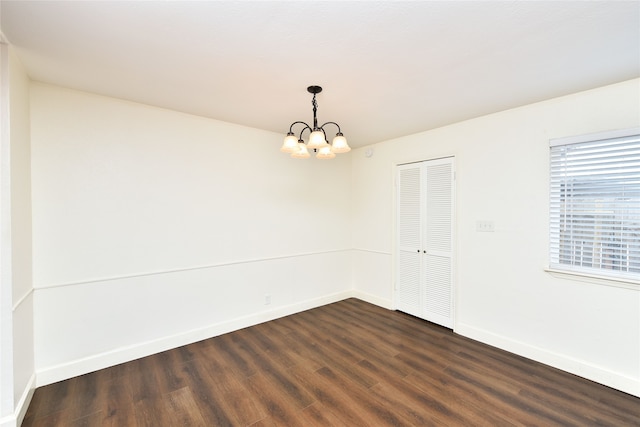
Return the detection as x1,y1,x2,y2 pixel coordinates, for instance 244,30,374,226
330,133,350,153
291,140,310,158
307,130,327,149
280,133,299,153
316,145,336,159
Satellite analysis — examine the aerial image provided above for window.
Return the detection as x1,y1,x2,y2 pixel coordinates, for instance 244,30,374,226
549,128,640,284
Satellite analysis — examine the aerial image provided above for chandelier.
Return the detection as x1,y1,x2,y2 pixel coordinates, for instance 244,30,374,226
280,85,350,159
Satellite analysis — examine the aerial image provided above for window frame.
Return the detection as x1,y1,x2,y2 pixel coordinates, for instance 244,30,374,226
548,127,640,288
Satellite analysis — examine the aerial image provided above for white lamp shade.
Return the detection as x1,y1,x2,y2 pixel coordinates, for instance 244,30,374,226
316,145,336,159
280,133,299,153
307,130,328,149
291,141,310,158
331,134,350,153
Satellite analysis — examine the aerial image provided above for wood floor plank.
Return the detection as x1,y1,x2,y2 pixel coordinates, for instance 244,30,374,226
99,400,136,427
197,342,268,425
126,357,165,403
245,322,301,370
451,349,616,425
247,416,277,427
253,320,321,371
67,411,108,427
299,401,348,427
22,298,640,426
133,397,167,427
214,332,260,379
285,313,366,365
312,305,402,359
279,330,328,372
179,359,236,426
231,330,316,411
314,366,413,426
22,410,71,427
404,367,536,426
444,363,576,425
287,364,377,426
62,373,105,423
358,358,476,426
283,315,380,389
28,380,71,419
244,372,309,427
163,386,208,426
99,376,134,424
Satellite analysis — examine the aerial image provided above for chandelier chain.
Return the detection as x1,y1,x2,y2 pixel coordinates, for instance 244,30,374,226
312,94,318,130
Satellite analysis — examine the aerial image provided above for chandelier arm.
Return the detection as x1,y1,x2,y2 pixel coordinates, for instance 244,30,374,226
298,124,313,141
288,121,311,134
319,121,342,134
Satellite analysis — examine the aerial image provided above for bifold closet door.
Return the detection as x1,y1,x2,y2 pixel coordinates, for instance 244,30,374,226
396,157,454,328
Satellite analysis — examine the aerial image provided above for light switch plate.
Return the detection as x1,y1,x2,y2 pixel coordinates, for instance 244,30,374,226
476,220,495,232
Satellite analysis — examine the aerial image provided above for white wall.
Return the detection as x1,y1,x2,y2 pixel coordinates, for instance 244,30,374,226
0,44,34,427
9,45,34,427
351,78,640,396
0,40,14,427
30,83,353,385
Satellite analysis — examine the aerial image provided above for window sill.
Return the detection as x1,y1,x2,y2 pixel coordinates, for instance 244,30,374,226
544,267,640,290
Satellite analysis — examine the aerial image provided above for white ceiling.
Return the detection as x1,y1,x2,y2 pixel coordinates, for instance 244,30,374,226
1,1,639,148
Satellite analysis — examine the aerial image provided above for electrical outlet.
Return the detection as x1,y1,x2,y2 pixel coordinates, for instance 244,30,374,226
476,220,495,232
265,294,271,305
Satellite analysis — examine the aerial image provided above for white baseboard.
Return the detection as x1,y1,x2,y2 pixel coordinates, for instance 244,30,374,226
456,322,640,398
0,373,35,427
351,290,393,310
36,291,353,387
15,373,35,426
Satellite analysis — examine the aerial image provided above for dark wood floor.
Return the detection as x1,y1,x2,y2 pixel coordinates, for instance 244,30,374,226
23,298,640,426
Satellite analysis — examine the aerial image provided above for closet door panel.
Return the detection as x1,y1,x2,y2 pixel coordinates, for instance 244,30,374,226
396,165,423,317
423,159,454,327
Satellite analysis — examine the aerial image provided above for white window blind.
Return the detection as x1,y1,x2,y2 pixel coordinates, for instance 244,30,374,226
549,128,640,283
